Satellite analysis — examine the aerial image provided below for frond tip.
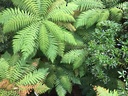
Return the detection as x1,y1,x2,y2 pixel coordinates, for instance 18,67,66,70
18,68,49,86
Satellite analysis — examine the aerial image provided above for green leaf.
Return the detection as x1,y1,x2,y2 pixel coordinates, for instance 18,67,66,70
76,9,101,28
39,24,49,53
12,0,40,15
1,8,37,33
0,58,9,79
73,53,85,69
45,35,58,62
13,23,39,59
48,11,75,22
61,49,84,64
63,30,77,45
74,0,104,11
60,75,72,93
56,84,66,96
18,68,48,86
97,9,109,22
45,20,64,41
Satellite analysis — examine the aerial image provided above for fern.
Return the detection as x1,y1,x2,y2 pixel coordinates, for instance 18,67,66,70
56,79,67,96
42,62,81,96
40,0,53,16
109,7,123,22
18,68,48,86
13,22,39,59
39,24,49,53
48,11,75,22
0,0,77,62
76,9,102,28
11,0,40,15
0,52,49,96
0,58,9,80
61,49,83,63
74,0,104,11
45,35,58,62
60,75,72,93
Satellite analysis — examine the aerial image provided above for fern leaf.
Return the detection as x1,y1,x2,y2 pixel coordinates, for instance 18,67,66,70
58,22,76,32
41,0,53,16
57,42,65,57
18,68,48,86
48,0,66,12
12,0,40,15
76,9,101,28
13,23,39,59
0,58,9,79
56,81,66,96
34,83,50,94
97,9,109,22
45,73,57,88
8,53,20,66
61,49,84,64
60,75,72,93
63,30,77,45
0,8,37,33
39,24,49,53
45,20,64,41
45,34,58,62
50,1,78,14
74,0,104,11
48,11,75,22
73,53,85,69
109,7,123,22
2,9,37,33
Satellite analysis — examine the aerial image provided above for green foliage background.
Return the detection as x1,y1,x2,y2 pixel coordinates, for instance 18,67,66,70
0,0,128,96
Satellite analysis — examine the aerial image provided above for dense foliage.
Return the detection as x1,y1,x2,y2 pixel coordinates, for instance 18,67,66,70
0,0,128,96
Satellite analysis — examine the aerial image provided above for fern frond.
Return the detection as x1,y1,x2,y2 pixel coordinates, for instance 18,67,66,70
74,0,104,11
76,9,102,28
13,23,39,59
44,20,64,41
63,30,77,45
18,68,48,86
8,53,20,66
41,0,53,16
3,9,37,33
97,9,109,22
56,79,66,96
61,49,84,64
8,62,36,83
45,34,58,62
57,42,65,57
19,83,49,95
49,1,78,14
45,73,57,88
39,24,49,53
0,8,37,33
60,75,72,93
57,22,76,32
0,58,9,79
11,0,40,15
109,7,123,22
34,83,50,94
48,0,66,11
48,11,75,22
73,53,85,69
